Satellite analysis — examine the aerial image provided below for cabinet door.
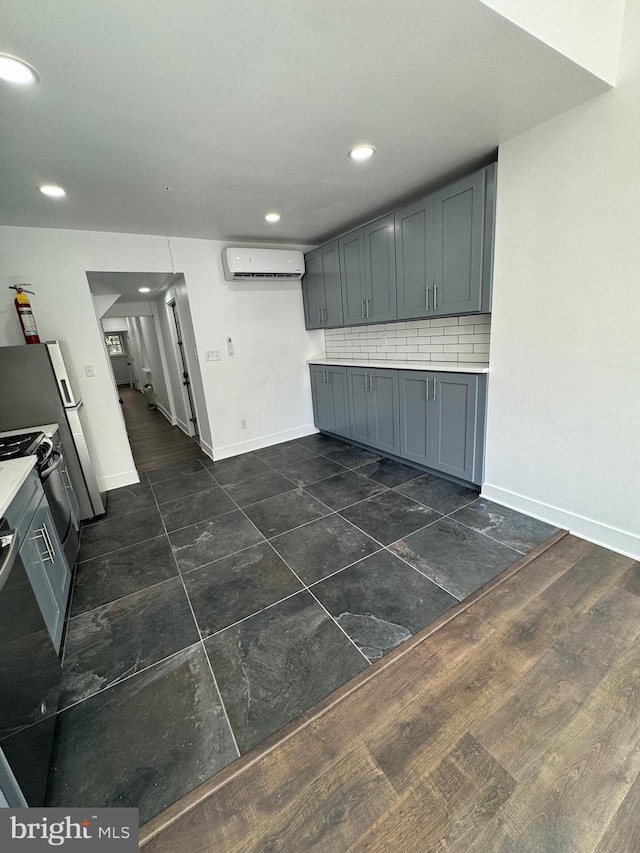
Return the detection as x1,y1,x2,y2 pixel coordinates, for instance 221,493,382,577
399,371,432,466
431,373,478,481
320,241,344,327
326,366,350,437
395,197,434,320
340,229,368,326
302,250,325,329
433,170,484,316
347,368,371,445
20,500,71,651
368,369,400,454
364,214,396,323
310,366,330,430
302,242,343,328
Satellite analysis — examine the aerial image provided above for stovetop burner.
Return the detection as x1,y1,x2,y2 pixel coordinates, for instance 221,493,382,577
0,431,48,464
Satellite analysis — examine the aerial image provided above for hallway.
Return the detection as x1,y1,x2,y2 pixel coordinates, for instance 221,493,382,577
120,385,205,473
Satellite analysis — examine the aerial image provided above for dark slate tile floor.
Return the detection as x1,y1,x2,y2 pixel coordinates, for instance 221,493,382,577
45,434,560,824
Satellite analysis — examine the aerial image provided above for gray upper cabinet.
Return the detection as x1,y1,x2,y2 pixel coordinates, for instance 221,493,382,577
303,162,496,330
432,170,485,316
340,229,368,326
395,164,495,322
347,367,399,455
363,214,396,323
399,370,486,484
395,196,435,319
302,241,343,329
340,216,397,326
310,365,350,438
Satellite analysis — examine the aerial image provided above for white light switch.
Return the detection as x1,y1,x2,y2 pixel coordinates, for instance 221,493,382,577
227,337,234,356
84,364,95,377
205,350,221,362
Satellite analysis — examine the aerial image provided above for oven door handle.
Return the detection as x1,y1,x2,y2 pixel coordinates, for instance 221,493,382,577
39,450,63,482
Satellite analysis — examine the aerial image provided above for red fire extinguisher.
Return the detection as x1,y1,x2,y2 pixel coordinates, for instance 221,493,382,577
9,285,41,344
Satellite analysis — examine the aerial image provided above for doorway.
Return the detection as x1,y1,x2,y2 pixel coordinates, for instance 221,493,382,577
88,271,210,474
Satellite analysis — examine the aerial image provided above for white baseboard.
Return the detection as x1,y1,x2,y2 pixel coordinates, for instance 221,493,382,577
156,402,175,425
176,418,190,435
199,436,214,462
213,425,319,461
101,470,141,490
481,483,640,561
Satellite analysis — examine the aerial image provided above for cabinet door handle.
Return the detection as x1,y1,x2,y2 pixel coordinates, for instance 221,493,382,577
369,373,374,392
426,377,430,400
322,306,326,323
426,286,430,311
364,373,369,392
317,307,322,324
366,298,371,318
42,523,56,563
434,284,438,311
33,526,54,563
433,378,437,401
361,299,366,319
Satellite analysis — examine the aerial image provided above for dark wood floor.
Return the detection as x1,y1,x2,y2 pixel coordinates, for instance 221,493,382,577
140,532,640,852
119,386,205,473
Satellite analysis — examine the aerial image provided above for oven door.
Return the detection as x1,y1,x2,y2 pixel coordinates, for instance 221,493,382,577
40,451,79,568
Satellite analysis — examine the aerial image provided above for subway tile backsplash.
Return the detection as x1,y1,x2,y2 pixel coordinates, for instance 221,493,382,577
324,315,491,363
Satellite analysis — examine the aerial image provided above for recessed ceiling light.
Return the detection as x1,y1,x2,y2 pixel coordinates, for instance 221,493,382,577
348,145,376,162
0,54,39,86
138,287,151,293
265,212,281,223
39,184,66,198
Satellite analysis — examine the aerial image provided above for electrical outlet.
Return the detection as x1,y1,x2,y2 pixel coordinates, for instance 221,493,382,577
240,419,247,430
84,364,95,377
205,350,221,362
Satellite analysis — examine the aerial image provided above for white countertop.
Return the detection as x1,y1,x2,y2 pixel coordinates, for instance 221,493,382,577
0,423,59,440
308,357,489,374
0,457,37,519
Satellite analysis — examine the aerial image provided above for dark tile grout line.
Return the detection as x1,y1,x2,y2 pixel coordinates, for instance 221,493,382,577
147,480,242,761
66,572,186,623
204,470,374,669
64,438,522,746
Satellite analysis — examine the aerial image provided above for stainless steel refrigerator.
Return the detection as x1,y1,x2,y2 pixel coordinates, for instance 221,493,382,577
0,342,106,519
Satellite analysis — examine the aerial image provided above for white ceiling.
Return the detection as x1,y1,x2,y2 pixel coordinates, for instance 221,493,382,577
0,0,609,245
86,271,175,301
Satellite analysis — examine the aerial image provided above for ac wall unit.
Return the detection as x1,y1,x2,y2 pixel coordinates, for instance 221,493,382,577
222,247,305,282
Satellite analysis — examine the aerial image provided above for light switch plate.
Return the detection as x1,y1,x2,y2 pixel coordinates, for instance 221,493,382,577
84,364,95,377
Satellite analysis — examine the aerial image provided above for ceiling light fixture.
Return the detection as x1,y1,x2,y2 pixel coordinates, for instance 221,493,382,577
39,184,66,198
0,54,39,86
348,145,376,162
265,212,280,223
138,287,151,293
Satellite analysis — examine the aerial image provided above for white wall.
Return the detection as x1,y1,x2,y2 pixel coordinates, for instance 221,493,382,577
480,0,626,84
0,227,321,488
483,0,640,559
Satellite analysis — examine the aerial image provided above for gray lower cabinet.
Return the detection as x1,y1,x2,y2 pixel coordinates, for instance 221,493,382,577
310,365,486,484
302,241,343,329
310,365,350,438
6,470,71,653
347,367,400,455
399,371,486,484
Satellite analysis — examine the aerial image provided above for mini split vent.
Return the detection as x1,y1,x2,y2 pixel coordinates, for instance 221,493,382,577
222,248,305,282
